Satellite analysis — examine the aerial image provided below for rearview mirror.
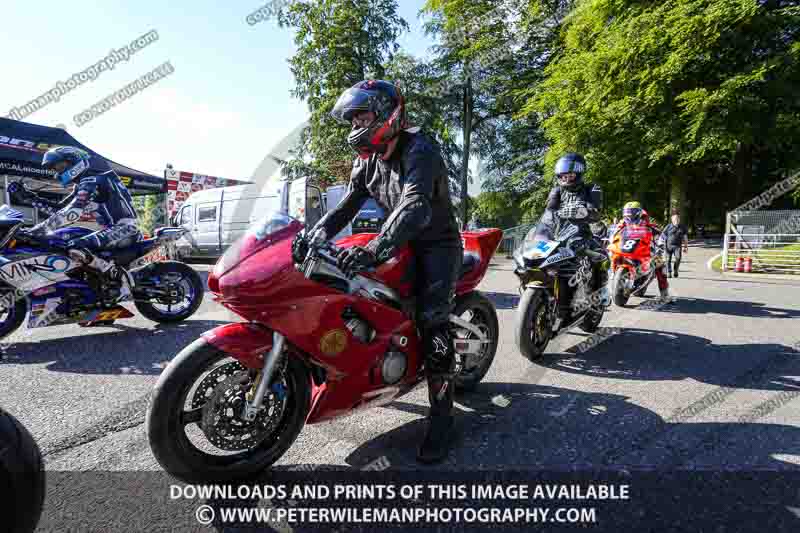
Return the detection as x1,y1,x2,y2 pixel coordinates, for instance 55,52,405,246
306,185,323,229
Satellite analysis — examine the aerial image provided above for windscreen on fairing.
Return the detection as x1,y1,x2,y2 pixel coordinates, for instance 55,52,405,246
215,211,300,277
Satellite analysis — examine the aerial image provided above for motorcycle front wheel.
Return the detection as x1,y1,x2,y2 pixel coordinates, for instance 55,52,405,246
612,268,633,307
146,339,310,484
514,287,552,362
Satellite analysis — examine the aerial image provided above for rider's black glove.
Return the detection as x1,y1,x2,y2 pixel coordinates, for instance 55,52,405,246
291,232,310,264
336,246,377,278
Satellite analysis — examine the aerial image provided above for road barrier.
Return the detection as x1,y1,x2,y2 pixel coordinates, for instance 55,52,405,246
722,209,800,275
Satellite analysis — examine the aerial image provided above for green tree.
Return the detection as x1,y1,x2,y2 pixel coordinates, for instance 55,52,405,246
383,52,464,197
422,0,530,227
472,190,525,228
527,0,800,226
134,194,166,235
423,0,580,224
276,0,409,184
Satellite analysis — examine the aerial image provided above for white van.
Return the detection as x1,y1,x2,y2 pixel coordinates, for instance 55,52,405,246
324,184,353,241
172,177,324,260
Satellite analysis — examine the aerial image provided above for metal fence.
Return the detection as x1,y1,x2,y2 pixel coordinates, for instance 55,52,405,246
722,210,800,274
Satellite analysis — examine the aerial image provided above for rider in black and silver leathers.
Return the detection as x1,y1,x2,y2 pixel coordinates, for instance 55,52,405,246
529,152,610,310
292,80,463,464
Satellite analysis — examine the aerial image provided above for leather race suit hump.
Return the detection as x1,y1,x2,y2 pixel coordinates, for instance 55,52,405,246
317,130,462,257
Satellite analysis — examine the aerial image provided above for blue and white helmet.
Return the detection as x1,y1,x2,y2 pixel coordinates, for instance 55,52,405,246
41,146,91,187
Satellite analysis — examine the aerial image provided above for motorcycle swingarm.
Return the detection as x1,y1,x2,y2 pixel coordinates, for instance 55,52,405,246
449,314,492,354
550,313,592,341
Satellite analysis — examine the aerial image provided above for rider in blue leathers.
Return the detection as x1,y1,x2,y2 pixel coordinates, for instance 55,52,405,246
14,146,142,303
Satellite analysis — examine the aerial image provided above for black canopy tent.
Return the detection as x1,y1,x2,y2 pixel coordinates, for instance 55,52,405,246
0,117,166,196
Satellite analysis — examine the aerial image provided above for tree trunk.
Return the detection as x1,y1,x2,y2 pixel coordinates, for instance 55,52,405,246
669,172,688,222
733,143,752,208
460,76,473,230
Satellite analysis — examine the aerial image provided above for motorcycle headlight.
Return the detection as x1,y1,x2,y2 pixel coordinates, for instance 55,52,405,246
521,239,559,260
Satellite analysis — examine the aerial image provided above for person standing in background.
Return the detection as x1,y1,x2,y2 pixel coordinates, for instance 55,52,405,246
663,211,689,277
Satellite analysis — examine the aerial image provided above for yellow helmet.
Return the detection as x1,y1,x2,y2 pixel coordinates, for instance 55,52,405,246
622,201,642,223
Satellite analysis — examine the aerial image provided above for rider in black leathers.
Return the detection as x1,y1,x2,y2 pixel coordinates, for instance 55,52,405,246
292,80,463,464
528,152,610,314
13,146,141,303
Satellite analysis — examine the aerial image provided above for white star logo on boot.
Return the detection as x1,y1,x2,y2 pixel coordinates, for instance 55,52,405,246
432,336,448,356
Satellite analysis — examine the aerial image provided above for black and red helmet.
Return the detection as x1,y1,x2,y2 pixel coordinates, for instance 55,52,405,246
330,80,407,159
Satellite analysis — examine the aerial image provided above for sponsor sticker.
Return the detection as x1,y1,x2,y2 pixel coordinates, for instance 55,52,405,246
320,329,348,356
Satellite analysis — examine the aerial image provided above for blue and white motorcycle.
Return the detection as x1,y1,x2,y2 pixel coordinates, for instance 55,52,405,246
0,204,204,340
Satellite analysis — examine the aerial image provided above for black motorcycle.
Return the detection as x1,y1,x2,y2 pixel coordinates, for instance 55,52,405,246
513,207,610,361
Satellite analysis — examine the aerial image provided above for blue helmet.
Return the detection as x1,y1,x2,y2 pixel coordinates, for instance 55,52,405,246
41,146,91,187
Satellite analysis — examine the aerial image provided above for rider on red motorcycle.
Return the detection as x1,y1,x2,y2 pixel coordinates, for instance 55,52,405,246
291,80,463,464
613,202,672,302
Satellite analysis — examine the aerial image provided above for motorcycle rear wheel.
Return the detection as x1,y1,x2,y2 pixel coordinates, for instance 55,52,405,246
579,306,604,333
453,291,500,392
146,339,310,484
134,261,204,323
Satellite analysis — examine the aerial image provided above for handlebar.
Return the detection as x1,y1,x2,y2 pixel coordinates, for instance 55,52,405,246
303,239,376,277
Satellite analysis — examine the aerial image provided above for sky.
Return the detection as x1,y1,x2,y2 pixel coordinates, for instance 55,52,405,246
1,0,486,194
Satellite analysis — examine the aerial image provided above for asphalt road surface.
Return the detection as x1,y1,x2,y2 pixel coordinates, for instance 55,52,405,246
2,242,800,529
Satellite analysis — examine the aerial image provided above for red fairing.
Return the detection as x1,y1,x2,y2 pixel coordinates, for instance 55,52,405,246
332,228,504,296
457,229,504,293
201,322,273,369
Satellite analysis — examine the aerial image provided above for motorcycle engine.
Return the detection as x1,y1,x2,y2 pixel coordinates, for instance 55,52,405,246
345,317,374,343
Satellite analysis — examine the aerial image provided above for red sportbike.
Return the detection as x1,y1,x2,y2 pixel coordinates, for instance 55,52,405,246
607,223,665,307
146,212,502,482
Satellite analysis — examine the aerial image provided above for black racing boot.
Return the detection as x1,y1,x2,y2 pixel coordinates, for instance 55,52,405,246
417,376,455,464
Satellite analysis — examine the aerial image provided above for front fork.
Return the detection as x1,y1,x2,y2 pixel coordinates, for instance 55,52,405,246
242,331,286,422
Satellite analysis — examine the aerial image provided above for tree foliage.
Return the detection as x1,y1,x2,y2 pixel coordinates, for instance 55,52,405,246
276,0,409,184
133,194,166,235
472,190,525,228
273,0,800,231
527,0,800,223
